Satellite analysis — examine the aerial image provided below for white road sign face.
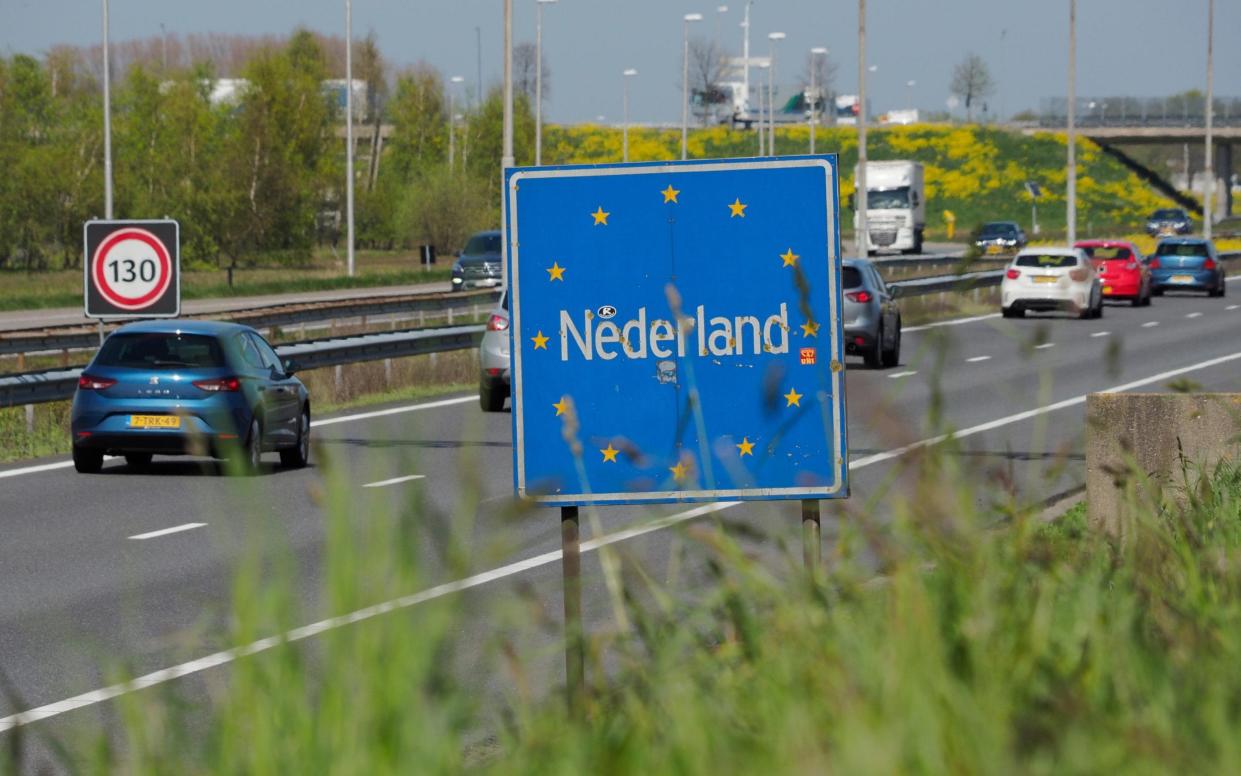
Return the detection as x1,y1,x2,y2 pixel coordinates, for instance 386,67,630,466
84,221,180,318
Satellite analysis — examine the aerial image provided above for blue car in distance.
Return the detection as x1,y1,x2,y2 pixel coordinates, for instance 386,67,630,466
71,320,310,474
1149,237,1227,297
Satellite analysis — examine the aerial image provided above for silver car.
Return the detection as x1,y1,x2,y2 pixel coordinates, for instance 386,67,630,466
479,290,510,412
842,259,902,369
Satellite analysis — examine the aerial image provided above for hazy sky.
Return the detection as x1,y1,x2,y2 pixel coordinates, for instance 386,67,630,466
2,0,1236,124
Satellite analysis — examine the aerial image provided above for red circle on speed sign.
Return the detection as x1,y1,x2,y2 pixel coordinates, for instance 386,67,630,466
91,227,173,311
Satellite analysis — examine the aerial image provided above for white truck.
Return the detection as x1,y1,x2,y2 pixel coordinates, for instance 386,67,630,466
855,161,926,255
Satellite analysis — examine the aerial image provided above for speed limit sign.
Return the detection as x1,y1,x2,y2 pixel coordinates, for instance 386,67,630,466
84,219,180,318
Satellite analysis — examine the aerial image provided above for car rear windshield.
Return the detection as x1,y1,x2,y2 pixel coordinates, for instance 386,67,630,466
842,267,863,288
1153,209,1186,220
1016,254,1078,268
94,333,226,369
1156,242,1208,256
463,233,501,255
1081,246,1132,261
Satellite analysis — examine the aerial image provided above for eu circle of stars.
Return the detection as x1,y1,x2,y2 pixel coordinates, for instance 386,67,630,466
506,157,847,506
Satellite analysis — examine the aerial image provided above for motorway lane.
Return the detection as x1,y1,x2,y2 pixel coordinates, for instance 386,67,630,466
2,288,1241,747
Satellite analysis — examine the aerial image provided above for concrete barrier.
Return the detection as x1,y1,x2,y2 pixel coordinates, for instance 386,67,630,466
1086,392,1241,535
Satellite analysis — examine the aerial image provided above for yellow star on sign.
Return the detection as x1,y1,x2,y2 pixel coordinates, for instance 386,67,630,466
736,437,755,457
546,262,566,281
800,320,820,338
600,444,620,463
728,198,747,218
784,388,803,407
591,206,610,225
553,397,570,416
780,248,800,267
531,331,549,349
661,184,680,203
669,460,689,482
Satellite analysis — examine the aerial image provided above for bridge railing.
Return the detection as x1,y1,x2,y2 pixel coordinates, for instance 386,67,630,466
1038,96,1241,128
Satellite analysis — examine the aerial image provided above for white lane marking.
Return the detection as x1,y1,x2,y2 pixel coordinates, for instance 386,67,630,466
311,395,475,428
363,475,426,489
902,312,1001,333
888,370,918,379
0,460,76,480
1035,343,1055,350
128,523,207,541
1227,304,1239,311
1142,321,1159,328
1186,312,1203,319
1091,331,1111,338
966,356,991,363
10,348,1241,733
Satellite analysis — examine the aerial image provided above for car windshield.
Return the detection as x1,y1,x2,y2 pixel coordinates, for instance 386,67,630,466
94,333,226,369
1081,246,1132,261
867,187,909,209
462,233,501,255
979,224,1015,237
1016,254,1078,268
842,267,863,288
1156,242,1208,256
1152,209,1186,220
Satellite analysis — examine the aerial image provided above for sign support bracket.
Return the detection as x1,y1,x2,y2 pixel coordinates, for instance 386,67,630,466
802,499,821,576
560,505,586,712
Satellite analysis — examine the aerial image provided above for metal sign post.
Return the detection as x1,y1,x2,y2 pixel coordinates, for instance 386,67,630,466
504,156,848,703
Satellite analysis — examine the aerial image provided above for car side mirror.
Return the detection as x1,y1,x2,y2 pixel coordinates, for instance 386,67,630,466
282,359,301,376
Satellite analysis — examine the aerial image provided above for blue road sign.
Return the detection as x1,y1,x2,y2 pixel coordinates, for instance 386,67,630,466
505,156,847,506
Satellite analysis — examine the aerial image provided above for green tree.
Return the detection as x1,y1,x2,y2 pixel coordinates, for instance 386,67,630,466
465,87,535,203
385,65,447,180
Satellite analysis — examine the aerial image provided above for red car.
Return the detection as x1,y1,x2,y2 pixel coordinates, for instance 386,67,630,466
1074,240,1152,307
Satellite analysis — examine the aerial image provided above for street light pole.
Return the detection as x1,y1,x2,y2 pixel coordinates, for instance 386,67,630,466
535,0,557,166
767,32,784,157
1066,0,1077,245
1204,0,1215,240
856,0,868,256
345,0,355,277
449,76,464,170
810,47,827,154
623,68,637,163
741,1,752,122
682,12,703,161
906,79,916,108
102,0,113,219
503,0,514,173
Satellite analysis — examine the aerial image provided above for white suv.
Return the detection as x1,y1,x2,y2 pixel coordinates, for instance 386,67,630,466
1001,247,1102,319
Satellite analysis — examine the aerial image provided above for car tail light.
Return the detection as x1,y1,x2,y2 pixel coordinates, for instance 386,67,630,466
192,376,241,392
1005,269,1021,280
1204,258,1217,270
77,374,116,390
1069,268,1089,282
846,290,872,303
487,314,510,332
1149,257,1161,269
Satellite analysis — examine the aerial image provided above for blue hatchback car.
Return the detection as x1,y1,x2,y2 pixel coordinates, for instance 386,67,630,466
70,320,310,474
1149,237,1227,297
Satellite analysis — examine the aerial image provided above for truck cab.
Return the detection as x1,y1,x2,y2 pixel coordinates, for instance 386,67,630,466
854,161,926,255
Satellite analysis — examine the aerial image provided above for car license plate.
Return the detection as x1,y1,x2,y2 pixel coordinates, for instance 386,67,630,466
1102,285,1113,294
1033,276,1059,284
1171,275,1194,284
986,245,1002,255
130,415,180,429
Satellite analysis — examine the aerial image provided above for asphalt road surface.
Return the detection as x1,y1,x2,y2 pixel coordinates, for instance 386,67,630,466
2,282,1238,766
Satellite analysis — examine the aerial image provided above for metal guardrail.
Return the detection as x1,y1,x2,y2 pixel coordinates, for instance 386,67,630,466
0,324,485,409
4,253,1238,410
0,287,500,357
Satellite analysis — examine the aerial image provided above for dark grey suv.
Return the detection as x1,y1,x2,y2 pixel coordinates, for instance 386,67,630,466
843,259,902,369
452,230,503,290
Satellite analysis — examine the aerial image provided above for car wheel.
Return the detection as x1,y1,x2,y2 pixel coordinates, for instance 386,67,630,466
73,447,104,474
1152,285,1164,297
1002,305,1024,319
880,319,901,368
235,417,262,476
863,326,884,369
479,376,506,413
124,453,153,469
1094,292,1105,318
280,409,311,469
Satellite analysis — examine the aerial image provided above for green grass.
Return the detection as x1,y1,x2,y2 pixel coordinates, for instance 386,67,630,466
0,250,453,312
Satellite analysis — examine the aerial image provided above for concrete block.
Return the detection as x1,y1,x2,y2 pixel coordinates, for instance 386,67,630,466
1086,392,1241,536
